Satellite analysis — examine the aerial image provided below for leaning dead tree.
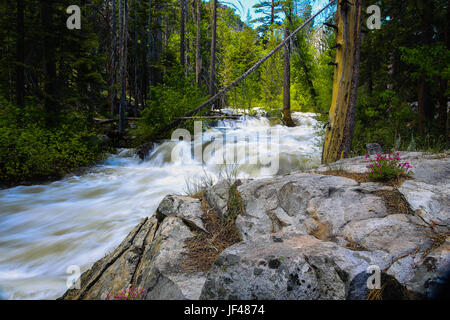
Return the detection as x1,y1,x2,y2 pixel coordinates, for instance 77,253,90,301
152,0,337,139
322,0,363,164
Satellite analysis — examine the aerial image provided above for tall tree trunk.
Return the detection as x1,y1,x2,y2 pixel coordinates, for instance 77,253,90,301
40,0,58,126
180,0,186,68
271,0,275,25
152,13,163,86
209,0,217,97
195,0,202,85
16,0,25,107
322,0,363,164
438,78,448,134
109,0,117,115
134,16,139,116
417,79,432,136
147,0,152,92
438,2,450,134
283,27,295,127
417,0,435,136
119,0,128,134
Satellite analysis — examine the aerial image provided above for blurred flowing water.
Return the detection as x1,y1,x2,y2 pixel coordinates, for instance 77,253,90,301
0,111,322,299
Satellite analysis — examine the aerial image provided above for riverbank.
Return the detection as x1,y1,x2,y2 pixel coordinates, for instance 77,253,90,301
61,151,450,300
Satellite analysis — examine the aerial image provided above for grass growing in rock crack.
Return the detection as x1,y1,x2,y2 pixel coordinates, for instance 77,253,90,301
422,231,450,258
183,164,240,197
374,190,412,215
224,182,245,222
343,239,370,252
182,191,242,273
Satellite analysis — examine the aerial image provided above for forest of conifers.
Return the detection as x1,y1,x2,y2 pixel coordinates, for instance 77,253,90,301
0,0,448,185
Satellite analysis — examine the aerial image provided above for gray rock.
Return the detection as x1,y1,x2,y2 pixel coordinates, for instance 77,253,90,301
409,156,450,185
60,217,157,300
398,180,450,227
156,194,206,232
61,213,206,300
200,234,383,300
313,151,449,174
387,239,450,297
342,214,433,259
236,173,362,241
137,216,207,300
60,152,449,300
205,180,231,218
235,172,394,242
366,143,383,155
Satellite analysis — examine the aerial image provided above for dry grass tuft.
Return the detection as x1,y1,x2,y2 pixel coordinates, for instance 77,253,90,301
182,192,242,273
343,239,370,252
422,231,450,258
366,283,387,300
319,170,370,183
375,189,412,215
319,170,412,187
307,219,331,241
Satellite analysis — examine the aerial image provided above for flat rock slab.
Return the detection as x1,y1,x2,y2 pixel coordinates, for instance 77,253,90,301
200,234,389,300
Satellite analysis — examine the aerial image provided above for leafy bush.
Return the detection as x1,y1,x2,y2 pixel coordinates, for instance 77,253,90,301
0,100,109,185
136,70,207,142
365,152,413,182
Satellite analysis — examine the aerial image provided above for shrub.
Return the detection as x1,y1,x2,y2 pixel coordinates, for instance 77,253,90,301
365,152,413,182
0,100,109,185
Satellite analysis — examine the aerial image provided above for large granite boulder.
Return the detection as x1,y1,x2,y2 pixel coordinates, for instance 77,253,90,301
61,195,207,300
61,152,449,300
200,233,391,300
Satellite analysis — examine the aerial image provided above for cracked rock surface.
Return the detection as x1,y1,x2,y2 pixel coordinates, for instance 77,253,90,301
61,152,449,300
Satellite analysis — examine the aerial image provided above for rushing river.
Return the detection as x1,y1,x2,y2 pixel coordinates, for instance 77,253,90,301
0,111,322,300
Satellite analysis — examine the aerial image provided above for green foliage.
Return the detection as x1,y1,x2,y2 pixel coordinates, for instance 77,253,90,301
225,183,245,222
354,0,449,155
218,24,263,111
352,88,417,155
400,43,450,83
0,99,109,185
137,70,207,141
366,153,413,182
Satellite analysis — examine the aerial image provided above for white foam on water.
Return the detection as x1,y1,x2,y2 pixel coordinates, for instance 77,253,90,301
0,112,322,299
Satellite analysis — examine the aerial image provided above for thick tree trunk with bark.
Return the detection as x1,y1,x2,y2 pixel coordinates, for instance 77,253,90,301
180,0,186,68
119,0,128,134
16,0,25,107
151,9,163,86
438,78,448,133
416,0,435,136
147,0,152,93
209,0,217,96
322,0,362,164
40,0,58,126
195,0,202,85
283,27,295,127
108,0,117,115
